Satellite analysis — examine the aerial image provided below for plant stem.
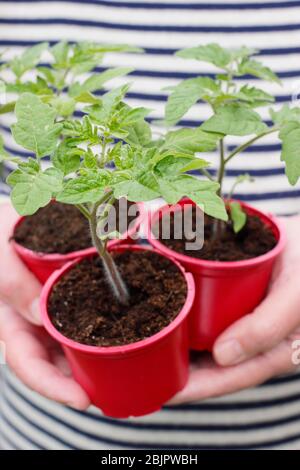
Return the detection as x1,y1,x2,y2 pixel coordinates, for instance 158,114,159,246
225,127,278,164
217,138,225,198
211,138,226,240
89,194,129,306
75,203,91,220
200,168,215,181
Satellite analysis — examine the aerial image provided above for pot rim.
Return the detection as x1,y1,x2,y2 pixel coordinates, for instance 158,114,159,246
12,201,145,262
148,198,286,270
40,244,195,357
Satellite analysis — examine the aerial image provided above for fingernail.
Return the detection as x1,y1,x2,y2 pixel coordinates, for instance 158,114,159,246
214,339,245,366
29,298,42,325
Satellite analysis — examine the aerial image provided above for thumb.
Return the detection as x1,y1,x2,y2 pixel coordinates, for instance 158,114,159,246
0,255,42,325
213,267,300,366
0,205,42,325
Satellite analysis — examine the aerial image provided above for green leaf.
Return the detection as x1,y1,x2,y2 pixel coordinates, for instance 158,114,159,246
176,43,231,69
0,137,22,164
230,46,258,61
157,175,218,205
11,42,48,78
85,84,129,123
189,190,228,221
237,85,274,107
179,158,210,173
154,155,209,177
51,41,70,66
6,78,53,97
11,93,63,158
229,201,247,233
201,103,267,136
165,77,220,125
79,43,143,54
270,105,300,125
238,59,281,84
10,167,63,216
69,67,133,97
113,179,160,202
74,92,101,105
162,127,221,155
112,143,134,170
123,119,152,147
279,122,300,185
0,101,15,115
52,142,81,175
57,171,110,204
50,96,76,117
119,107,152,126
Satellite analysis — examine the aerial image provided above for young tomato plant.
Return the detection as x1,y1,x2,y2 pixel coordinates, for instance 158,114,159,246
0,41,141,119
0,41,142,180
6,83,227,304
165,43,300,235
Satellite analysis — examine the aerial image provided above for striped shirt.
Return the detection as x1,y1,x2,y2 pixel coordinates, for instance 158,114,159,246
1,0,300,450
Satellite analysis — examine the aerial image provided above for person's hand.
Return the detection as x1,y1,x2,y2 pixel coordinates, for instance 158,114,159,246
170,215,300,405
0,202,90,409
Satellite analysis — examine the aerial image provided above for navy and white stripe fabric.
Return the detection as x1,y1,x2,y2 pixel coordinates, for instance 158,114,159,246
1,0,300,450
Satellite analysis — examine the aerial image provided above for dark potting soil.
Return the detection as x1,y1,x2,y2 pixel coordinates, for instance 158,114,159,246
13,199,139,255
158,206,277,262
48,250,187,347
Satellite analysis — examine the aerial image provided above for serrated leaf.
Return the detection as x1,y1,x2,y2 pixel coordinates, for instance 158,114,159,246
179,158,210,173
85,84,130,123
230,46,258,60
113,179,160,202
270,105,300,125
157,175,218,205
229,201,247,233
162,127,221,155
10,167,63,216
51,41,69,66
237,85,274,107
119,107,152,126
74,92,101,105
154,156,209,177
165,77,220,125
123,119,152,147
6,79,53,96
189,190,228,221
52,142,81,175
279,122,300,185
50,96,76,117
11,93,63,158
11,42,48,78
238,59,281,84
201,103,267,136
176,43,231,69
69,67,133,97
57,172,109,204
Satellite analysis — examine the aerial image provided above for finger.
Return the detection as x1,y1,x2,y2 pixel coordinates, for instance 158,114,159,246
169,338,298,405
0,203,42,325
0,303,90,410
213,266,300,366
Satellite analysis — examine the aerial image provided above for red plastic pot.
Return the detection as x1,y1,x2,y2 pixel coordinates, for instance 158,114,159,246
11,203,145,284
148,199,286,351
40,244,195,418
